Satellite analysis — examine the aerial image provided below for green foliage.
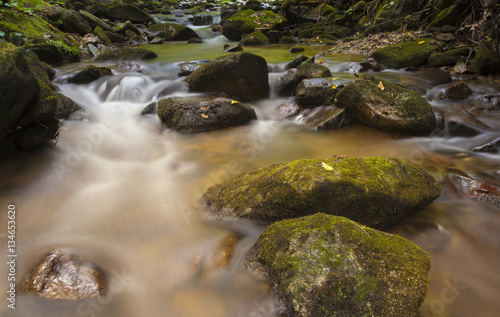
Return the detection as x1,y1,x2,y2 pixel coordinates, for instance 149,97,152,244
0,0,44,13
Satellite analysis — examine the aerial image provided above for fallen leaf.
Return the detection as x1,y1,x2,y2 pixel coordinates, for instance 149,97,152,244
390,92,394,99
331,77,338,80
200,107,209,110
317,59,323,64
231,100,239,104
378,81,385,91
332,85,337,89
418,40,425,45
321,162,334,171
201,114,208,118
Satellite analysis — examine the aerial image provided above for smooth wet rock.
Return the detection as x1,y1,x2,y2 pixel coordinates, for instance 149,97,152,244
286,54,308,69
277,62,332,96
472,137,500,153
449,174,500,204
158,97,257,133
299,106,352,130
438,83,473,101
245,213,431,317
19,250,107,300
370,38,441,69
185,52,269,102
56,93,83,120
443,113,492,137
94,48,158,61
335,74,437,135
202,156,441,228
295,77,345,108
67,65,112,84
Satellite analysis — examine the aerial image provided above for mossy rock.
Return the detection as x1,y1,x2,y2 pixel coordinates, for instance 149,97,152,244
104,31,127,43
185,52,269,102
239,30,270,46
94,48,158,61
147,23,200,41
78,10,113,32
0,9,81,64
107,4,154,23
370,38,441,69
42,6,92,36
427,46,470,67
469,42,500,76
157,97,257,133
114,21,141,36
245,213,431,317
222,9,285,41
336,74,437,135
202,156,441,228
56,93,82,120
94,26,112,44
67,65,112,84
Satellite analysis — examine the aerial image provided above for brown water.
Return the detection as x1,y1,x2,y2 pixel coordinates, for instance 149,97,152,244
1,38,500,317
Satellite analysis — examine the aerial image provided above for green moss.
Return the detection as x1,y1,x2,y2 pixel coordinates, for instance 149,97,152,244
239,30,270,46
227,9,285,29
248,213,431,316
370,38,441,68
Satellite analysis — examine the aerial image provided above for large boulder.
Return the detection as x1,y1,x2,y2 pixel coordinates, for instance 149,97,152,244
246,213,431,317
222,9,285,41
295,77,346,108
158,97,257,133
94,48,158,61
370,38,441,69
147,23,200,41
106,3,154,23
0,10,81,64
185,52,269,102
335,74,437,135
0,42,61,159
427,46,470,67
19,249,107,300
42,6,93,36
202,156,441,228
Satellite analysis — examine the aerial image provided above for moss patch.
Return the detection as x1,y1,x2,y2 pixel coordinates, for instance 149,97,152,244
370,38,441,69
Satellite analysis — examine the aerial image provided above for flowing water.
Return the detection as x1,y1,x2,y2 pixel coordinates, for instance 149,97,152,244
1,37,500,317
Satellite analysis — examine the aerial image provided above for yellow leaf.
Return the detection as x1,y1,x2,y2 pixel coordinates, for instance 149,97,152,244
321,162,334,171
332,85,337,89
317,59,323,64
231,100,239,104
378,81,385,91
201,114,208,118
331,77,338,80
390,92,394,99
418,40,425,45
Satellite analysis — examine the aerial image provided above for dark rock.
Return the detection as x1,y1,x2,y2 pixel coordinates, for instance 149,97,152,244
449,174,500,204
444,114,492,137
245,214,431,317
265,30,283,43
78,10,113,32
277,62,332,96
188,37,203,44
202,156,441,228
336,74,437,135
193,14,214,26
56,93,82,120
178,60,210,76
94,26,112,44
438,83,473,101
19,250,107,300
141,102,157,115
158,97,257,133
147,23,200,41
359,57,382,72
115,20,141,36
286,54,308,69
239,31,270,46
299,106,352,130
222,9,285,41
94,48,158,61
107,4,153,23
185,52,269,102
469,42,500,75
427,47,470,67
289,46,304,53
472,137,500,153
370,38,441,69
295,77,344,108
42,6,92,36
23,43,80,65
279,36,298,44
224,44,243,52
67,65,112,84
211,23,222,32
104,31,127,43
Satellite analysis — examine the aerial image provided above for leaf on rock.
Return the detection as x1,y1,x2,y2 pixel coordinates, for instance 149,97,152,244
332,85,337,89
201,114,209,118
378,81,385,91
231,100,239,104
418,40,425,45
321,162,334,171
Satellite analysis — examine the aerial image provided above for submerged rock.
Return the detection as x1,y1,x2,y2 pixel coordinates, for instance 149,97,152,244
299,106,352,130
370,38,441,69
438,83,473,101
19,250,107,300
94,48,158,61
185,52,269,102
335,74,437,135
245,213,431,317
449,174,500,204
202,156,441,228
158,97,257,133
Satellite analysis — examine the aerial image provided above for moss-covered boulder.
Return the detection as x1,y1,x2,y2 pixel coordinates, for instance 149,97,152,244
147,23,200,41
245,213,431,317
185,52,269,102
336,74,437,135
295,77,346,108
94,26,112,44
0,9,81,64
222,9,285,41
157,97,257,133
67,65,113,84
370,38,441,69
107,3,154,23
277,62,332,96
94,48,158,61
427,46,470,67
202,156,441,228
0,43,60,159
78,10,113,32
115,20,141,36
239,30,270,46
42,6,92,36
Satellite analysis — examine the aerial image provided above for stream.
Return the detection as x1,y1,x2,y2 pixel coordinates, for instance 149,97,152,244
1,27,500,317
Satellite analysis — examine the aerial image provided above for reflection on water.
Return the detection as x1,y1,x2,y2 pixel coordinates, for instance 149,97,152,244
0,44,499,317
